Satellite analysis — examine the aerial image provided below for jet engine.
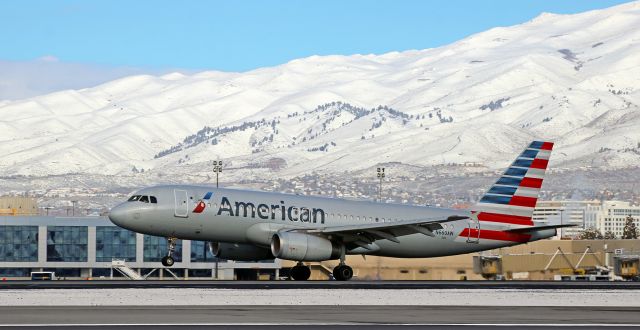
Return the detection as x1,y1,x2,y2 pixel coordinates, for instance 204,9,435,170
270,232,341,261
208,242,274,261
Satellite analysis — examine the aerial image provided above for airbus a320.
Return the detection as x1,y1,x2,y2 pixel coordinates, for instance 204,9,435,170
109,141,570,281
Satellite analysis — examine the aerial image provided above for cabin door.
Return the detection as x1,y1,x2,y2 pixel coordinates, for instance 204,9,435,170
174,189,189,218
466,217,480,243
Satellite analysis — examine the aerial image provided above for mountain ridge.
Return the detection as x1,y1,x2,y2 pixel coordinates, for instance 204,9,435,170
0,1,639,180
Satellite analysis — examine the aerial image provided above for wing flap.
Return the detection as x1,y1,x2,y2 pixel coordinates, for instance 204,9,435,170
302,215,468,244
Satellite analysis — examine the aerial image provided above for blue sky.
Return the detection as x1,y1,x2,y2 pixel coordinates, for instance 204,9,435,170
0,0,633,99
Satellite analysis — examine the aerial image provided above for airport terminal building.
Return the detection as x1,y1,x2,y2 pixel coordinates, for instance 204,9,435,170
0,216,279,279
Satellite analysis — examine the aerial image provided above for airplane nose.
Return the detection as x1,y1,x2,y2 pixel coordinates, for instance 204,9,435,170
108,204,130,227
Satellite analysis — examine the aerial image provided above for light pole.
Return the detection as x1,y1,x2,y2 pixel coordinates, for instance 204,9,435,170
71,200,78,216
213,160,223,188
212,160,222,279
44,206,53,216
559,208,565,239
377,167,385,203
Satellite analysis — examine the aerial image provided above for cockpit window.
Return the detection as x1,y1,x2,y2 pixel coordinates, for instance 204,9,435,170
128,194,157,203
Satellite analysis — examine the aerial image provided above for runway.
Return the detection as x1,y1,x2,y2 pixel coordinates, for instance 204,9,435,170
0,306,638,328
1,282,638,329
2,280,640,290
1,326,638,330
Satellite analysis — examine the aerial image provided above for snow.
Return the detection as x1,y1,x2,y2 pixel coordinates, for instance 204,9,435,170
0,288,637,306
0,1,639,179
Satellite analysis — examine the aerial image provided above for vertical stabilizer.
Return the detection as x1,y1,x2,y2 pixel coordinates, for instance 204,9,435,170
472,141,554,228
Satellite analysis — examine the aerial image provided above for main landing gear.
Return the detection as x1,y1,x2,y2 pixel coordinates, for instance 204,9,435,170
332,245,353,281
332,264,353,281
290,262,311,281
161,237,177,267
289,245,353,281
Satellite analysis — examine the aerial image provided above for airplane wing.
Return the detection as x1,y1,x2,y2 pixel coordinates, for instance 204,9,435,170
301,215,468,246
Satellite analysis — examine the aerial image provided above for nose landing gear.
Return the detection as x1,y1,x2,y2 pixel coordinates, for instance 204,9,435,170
161,237,177,267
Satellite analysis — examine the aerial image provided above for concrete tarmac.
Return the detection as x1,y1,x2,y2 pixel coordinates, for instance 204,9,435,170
1,280,640,290
0,326,637,330
0,306,638,326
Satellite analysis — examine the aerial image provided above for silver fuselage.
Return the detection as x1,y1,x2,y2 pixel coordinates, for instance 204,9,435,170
109,184,555,259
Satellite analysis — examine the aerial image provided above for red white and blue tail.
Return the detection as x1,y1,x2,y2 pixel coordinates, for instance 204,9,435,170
472,141,554,228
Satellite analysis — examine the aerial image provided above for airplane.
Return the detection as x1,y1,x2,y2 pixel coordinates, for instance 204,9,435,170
108,140,572,281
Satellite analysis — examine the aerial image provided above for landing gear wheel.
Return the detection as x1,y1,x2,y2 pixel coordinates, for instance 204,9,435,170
161,256,175,267
162,237,178,267
290,264,311,281
333,264,353,281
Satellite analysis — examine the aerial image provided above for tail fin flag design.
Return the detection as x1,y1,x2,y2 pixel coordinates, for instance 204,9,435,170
473,141,554,227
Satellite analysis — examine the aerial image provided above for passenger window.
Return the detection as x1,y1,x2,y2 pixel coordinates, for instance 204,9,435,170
139,196,149,203
128,195,141,202
150,196,157,204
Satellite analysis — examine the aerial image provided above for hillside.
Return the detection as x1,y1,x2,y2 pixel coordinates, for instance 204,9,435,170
0,1,639,182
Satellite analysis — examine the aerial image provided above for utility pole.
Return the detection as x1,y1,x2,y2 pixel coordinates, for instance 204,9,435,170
374,167,385,279
377,167,385,203
71,200,78,216
213,160,223,188
559,208,565,239
212,160,223,279
44,206,53,216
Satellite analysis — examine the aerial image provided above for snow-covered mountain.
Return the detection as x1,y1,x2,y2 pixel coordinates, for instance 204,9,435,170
1,1,639,180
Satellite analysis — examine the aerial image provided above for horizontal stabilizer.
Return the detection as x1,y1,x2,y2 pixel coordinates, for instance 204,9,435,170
505,223,577,233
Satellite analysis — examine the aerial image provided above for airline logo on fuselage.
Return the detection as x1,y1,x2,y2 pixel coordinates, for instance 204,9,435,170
193,192,213,213
215,196,325,224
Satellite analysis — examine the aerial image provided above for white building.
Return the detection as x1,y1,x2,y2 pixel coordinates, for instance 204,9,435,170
590,201,640,238
533,200,640,239
533,201,601,239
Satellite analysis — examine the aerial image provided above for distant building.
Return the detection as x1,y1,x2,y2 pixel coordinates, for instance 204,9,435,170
0,197,39,216
533,200,601,239
589,201,640,238
533,200,640,239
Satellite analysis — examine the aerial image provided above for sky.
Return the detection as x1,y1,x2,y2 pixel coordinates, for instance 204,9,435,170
0,0,634,100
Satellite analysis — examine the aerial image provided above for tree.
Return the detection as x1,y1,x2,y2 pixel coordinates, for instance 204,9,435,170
579,227,603,240
604,230,617,240
622,215,639,239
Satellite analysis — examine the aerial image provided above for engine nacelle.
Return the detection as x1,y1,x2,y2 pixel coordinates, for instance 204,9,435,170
208,242,274,261
270,232,341,261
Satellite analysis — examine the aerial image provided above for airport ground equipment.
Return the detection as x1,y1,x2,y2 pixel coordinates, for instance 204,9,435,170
613,255,639,280
112,259,183,280
473,245,607,280
112,259,143,280
473,255,503,279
